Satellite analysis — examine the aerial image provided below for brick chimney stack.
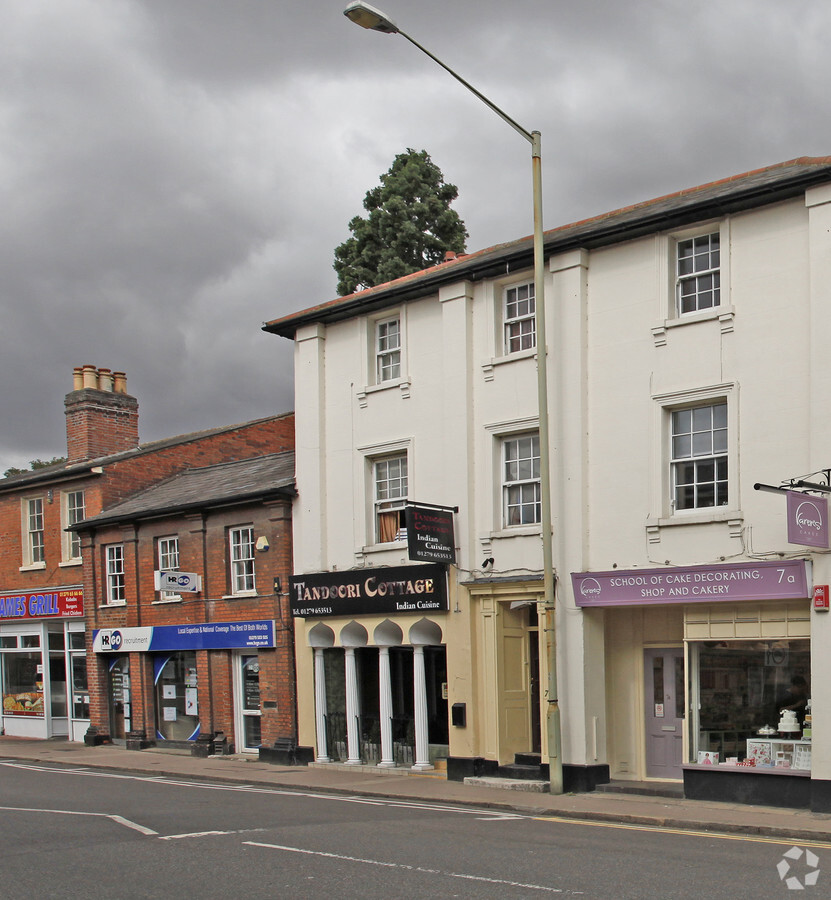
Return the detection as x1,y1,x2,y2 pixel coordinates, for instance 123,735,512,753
64,365,140,462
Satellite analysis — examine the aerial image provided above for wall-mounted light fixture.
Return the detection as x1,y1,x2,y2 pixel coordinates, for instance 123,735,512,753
273,576,282,595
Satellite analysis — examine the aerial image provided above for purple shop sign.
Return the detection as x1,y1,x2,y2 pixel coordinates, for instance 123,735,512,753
787,491,829,549
571,559,810,608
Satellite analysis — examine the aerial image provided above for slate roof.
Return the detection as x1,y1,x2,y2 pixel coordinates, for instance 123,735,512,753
264,156,831,338
72,451,295,529
0,413,291,492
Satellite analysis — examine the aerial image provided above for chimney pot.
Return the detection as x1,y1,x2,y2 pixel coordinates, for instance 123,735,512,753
82,365,98,389
97,368,113,392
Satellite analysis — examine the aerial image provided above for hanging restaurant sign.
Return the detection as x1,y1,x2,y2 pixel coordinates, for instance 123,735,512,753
405,504,456,564
290,564,448,617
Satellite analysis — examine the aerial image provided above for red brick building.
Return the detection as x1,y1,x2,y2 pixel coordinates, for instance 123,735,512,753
74,453,298,757
0,365,294,745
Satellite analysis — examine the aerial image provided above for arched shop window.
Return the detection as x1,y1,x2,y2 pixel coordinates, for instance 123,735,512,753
154,651,199,741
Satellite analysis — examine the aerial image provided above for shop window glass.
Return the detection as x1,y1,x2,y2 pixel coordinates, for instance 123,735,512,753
71,652,89,719
691,639,810,763
2,651,44,716
154,651,199,741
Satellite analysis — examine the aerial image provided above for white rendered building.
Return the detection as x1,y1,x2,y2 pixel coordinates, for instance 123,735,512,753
266,157,831,809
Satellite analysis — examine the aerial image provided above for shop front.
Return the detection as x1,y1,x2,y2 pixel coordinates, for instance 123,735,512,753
574,559,817,808
291,564,449,770
0,588,87,741
92,619,275,750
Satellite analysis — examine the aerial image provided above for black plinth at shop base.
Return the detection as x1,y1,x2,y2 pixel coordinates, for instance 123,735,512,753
259,739,315,766
683,765,811,809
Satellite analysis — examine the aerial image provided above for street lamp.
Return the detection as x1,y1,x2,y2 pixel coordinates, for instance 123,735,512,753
344,0,562,794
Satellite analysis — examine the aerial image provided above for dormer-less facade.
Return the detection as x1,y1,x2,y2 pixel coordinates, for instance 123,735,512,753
267,158,831,809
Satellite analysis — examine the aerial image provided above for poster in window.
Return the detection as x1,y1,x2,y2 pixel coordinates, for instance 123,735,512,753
185,688,198,716
163,706,177,722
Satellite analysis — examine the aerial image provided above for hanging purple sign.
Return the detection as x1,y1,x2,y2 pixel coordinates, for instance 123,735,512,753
787,491,829,549
572,559,809,607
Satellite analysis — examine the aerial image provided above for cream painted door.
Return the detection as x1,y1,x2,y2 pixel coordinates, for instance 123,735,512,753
496,605,531,763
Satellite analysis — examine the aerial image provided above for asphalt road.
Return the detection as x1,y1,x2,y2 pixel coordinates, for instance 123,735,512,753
0,758,827,899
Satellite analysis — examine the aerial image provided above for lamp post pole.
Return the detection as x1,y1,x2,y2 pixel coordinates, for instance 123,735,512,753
344,1,562,794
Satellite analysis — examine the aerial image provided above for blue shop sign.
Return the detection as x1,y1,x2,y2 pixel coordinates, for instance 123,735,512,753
93,619,275,653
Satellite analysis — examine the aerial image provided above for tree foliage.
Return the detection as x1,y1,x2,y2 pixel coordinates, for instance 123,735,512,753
3,456,66,478
333,149,468,296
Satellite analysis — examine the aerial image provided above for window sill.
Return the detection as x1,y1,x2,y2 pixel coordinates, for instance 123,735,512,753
357,378,412,408
19,562,46,572
652,305,735,346
59,559,82,568
490,525,542,540
482,348,536,381
361,540,408,555
153,596,182,604
646,509,744,542
99,601,127,608
222,591,259,600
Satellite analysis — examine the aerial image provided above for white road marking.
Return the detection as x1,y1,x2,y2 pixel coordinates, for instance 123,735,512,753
160,829,265,841
0,761,517,819
244,841,580,894
0,805,157,835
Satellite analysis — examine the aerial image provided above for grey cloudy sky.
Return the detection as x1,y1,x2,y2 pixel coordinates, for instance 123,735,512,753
2,0,829,474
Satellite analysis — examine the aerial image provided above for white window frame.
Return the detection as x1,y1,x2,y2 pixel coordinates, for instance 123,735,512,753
230,526,256,595
21,497,45,568
157,536,181,602
375,316,401,383
61,490,85,563
648,383,740,531
670,402,728,511
374,453,408,544
676,230,721,316
105,544,126,605
503,281,536,355
501,433,541,527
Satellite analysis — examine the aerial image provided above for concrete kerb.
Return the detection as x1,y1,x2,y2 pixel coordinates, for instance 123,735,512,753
1,739,830,844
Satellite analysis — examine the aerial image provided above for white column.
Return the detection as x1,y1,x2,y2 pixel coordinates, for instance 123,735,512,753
344,647,362,765
378,646,395,766
412,644,433,771
313,648,330,762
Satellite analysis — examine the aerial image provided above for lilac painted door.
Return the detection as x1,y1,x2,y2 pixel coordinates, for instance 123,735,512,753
644,649,685,779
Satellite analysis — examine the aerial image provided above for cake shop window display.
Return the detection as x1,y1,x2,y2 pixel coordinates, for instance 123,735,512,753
688,639,810,765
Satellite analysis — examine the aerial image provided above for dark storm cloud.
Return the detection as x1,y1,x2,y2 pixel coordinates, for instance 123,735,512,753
2,0,831,473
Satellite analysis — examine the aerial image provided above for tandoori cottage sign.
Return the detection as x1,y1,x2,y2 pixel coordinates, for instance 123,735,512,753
290,564,448,618
0,589,83,620
571,559,810,608
406,505,456,564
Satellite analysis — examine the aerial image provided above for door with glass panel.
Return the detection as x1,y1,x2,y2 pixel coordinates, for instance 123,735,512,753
644,648,685,779
236,653,262,752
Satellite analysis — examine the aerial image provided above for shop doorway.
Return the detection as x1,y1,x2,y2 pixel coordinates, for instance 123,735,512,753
235,652,262,752
108,656,130,741
644,648,685,779
153,651,199,742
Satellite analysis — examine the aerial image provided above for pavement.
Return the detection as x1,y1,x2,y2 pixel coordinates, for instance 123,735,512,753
1,736,830,844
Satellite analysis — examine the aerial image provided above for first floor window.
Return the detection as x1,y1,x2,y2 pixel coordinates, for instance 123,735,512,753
503,433,541,526
375,455,408,543
504,282,535,354
230,526,255,594
671,402,728,510
158,536,180,600
65,490,85,560
376,317,401,382
26,498,45,564
105,544,125,604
